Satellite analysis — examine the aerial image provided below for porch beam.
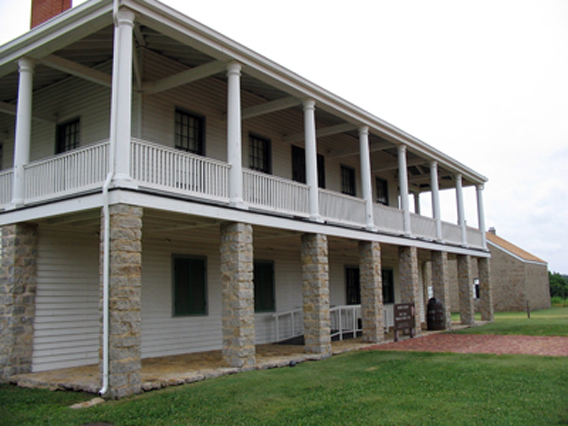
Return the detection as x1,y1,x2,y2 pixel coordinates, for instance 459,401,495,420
283,122,357,144
372,157,426,173
241,96,301,120
0,101,57,123
330,139,391,159
37,54,112,88
142,60,225,94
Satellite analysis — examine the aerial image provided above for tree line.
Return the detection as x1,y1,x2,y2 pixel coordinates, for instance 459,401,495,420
549,271,568,299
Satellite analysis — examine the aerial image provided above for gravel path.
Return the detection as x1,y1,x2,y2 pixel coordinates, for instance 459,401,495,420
366,333,568,356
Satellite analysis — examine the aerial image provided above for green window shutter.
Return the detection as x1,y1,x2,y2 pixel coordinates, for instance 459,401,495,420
173,256,207,316
254,261,275,312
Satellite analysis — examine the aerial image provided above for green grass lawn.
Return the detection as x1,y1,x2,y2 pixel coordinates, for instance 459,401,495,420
451,306,568,336
2,349,568,426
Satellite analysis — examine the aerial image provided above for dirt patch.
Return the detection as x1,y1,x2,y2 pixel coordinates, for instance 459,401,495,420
366,334,568,356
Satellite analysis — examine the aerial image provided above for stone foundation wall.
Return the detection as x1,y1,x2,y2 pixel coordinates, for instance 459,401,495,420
301,234,331,356
220,222,256,368
0,224,38,379
100,205,143,399
359,241,383,343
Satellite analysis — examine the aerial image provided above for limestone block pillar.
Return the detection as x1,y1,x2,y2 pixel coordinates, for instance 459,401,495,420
431,251,451,330
0,224,38,379
398,246,421,336
457,254,475,325
220,222,255,367
359,241,383,343
301,233,331,356
100,205,142,399
477,257,494,322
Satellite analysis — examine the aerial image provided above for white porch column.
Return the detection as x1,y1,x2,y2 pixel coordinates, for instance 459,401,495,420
413,192,421,215
455,173,467,245
227,62,245,208
398,144,411,235
304,99,321,222
430,161,443,241
359,126,375,230
10,58,35,208
476,184,487,249
111,10,136,187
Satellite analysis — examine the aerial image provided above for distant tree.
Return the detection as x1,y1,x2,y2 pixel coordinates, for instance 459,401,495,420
549,272,568,299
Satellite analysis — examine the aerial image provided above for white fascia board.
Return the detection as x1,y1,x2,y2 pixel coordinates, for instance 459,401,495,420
0,190,490,258
487,240,547,266
0,0,113,78
125,0,487,186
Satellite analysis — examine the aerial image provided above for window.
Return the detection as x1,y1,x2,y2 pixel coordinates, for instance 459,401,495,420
56,118,80,154
172,255,207,316
376,177,389,206
175,109,204,155
291,145,325,188
249,134,271,173
341,165,356,196
345,267,361,305
254,261,275,312
382,269,394,304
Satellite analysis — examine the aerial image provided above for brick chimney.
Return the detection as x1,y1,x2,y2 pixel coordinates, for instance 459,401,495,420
31,0,72,29
488,227,496,235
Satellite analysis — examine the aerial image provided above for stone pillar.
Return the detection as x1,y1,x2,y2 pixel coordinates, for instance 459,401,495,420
431,251,451,330
457,254,475,325
100,205,142,399
477,257,494,322
359,241,383,343
301,233,331,356
399,246,421,336
0,224,38,379
220,222,255,367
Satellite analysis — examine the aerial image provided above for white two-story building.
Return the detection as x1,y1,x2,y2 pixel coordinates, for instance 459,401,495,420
0,0,493,398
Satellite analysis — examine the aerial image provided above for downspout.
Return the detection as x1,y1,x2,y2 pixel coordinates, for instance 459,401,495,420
99,0,120,397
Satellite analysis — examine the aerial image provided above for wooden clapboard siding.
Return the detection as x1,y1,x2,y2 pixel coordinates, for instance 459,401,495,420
33,227,99,372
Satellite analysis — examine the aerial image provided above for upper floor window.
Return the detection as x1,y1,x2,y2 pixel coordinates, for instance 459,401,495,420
249,134,271,174
175,109,204,155
56,118,80,154
376,177,389,206
341,165,356,196
291,145,325,188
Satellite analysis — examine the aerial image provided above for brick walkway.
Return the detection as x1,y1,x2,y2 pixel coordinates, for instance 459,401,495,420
366,334,568,356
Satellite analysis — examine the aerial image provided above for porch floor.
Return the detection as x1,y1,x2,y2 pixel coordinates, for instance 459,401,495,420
9,325,475,395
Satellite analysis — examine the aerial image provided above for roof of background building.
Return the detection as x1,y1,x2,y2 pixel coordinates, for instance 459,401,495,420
486,232,547,264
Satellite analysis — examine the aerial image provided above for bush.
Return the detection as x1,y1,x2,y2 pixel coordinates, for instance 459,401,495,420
551,296,568,307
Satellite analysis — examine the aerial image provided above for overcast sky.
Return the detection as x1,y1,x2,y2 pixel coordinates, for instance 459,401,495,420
1,0,567,273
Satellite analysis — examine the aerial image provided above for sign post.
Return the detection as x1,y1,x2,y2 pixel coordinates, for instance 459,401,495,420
394,303,415,342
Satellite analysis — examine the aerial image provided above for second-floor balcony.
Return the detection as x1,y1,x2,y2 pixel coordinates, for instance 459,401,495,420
0,138,484,249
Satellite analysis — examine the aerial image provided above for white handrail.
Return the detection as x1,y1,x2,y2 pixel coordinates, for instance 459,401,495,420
330,305,361,340
0,169,13,206
272,308,303,342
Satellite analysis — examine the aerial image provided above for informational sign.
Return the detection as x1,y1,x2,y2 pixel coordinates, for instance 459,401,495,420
394,303,415,342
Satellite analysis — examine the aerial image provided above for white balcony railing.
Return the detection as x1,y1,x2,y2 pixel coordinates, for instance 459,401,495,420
319,189,366,226
243,169,309,216
442,222,462,243
24,141,109,203
0,169,13,206
467,227,484,247
374,203,404,233
131,139,229,202
330,305,361,340
410,213,437,240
